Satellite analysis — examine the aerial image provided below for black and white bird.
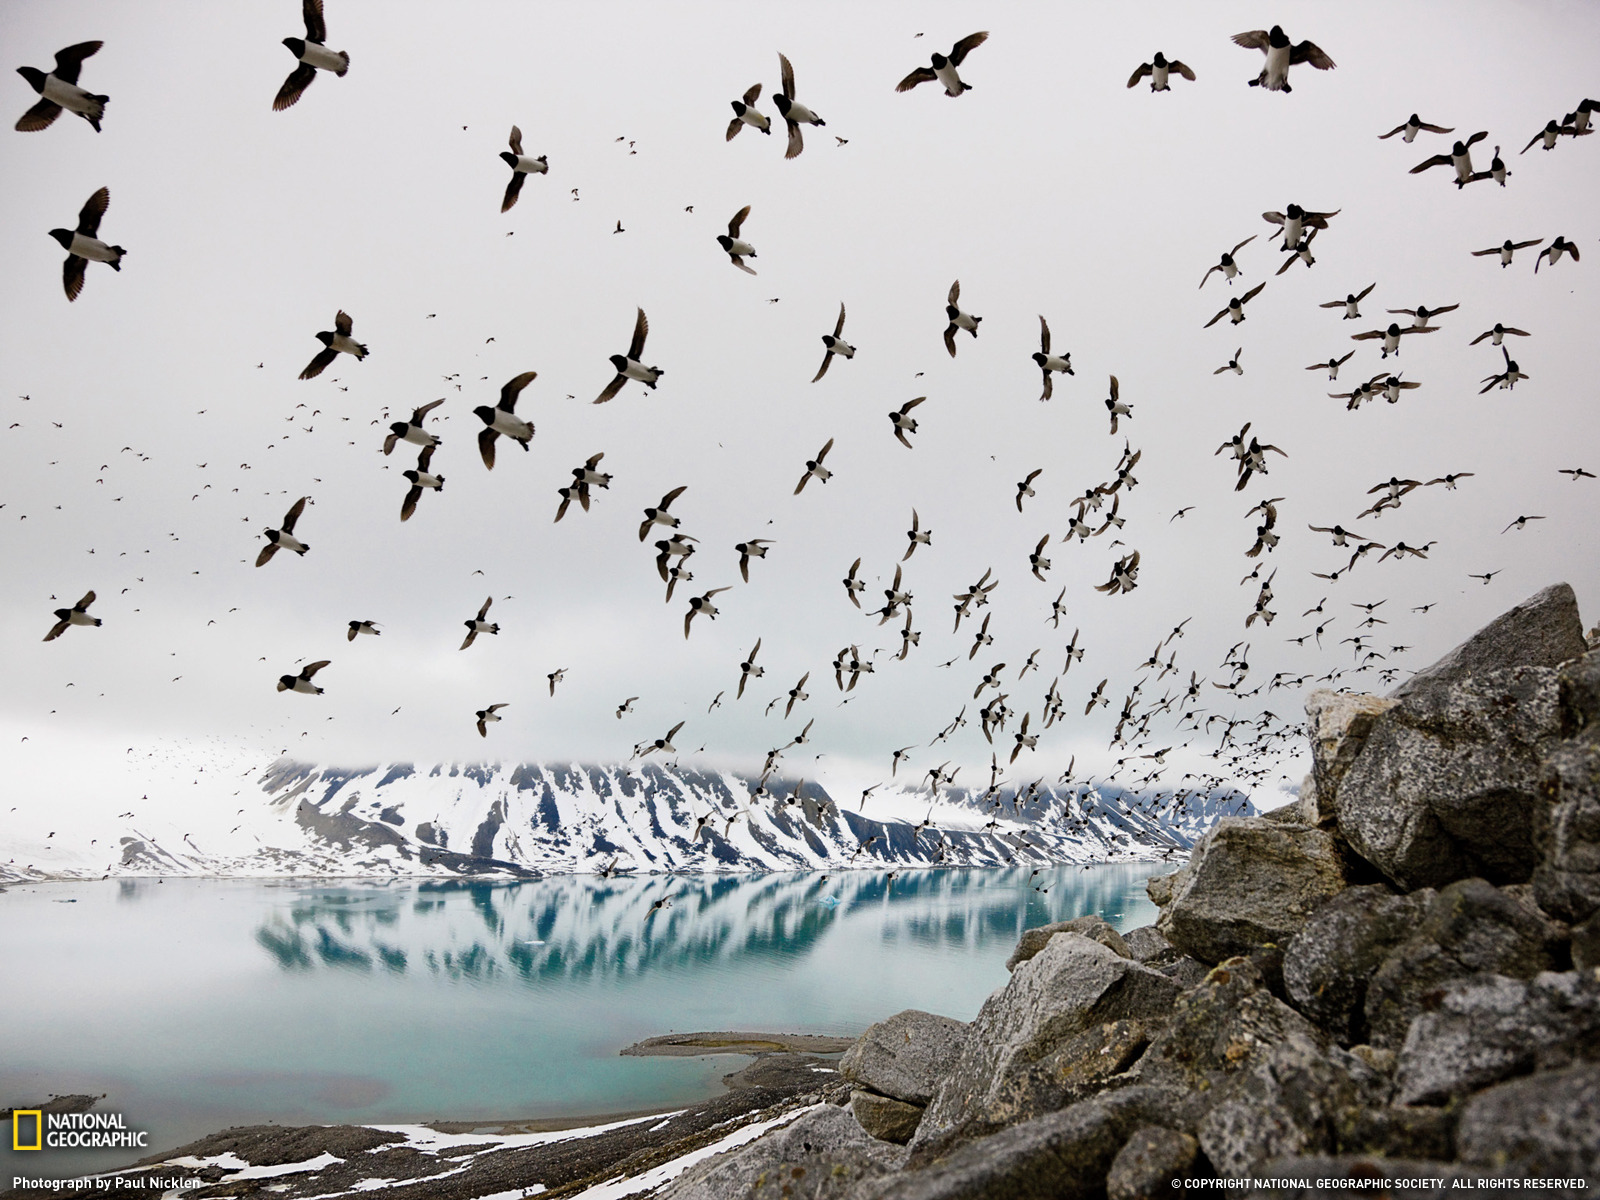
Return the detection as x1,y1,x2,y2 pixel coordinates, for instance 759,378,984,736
1028,536,1052,581
1479,347,1529,393
475,704,508,738
1388,302,1458,329
49,187,123,302
904,508,932,559
1502,514,1546,533
1032,316,1073,399
1262,204,1339,249
460,596,498,649
400,444,442,521
843,558,867,608
1232,25,1335,92
346,620,380,641
639,486,687,541
1319,283,1375,320
277,661,330,695
737,639,765,699
1095,551,1141,595
943,280,981,356
474,371,538,467
1410,131,1490,187
890,396,926,449
1468,323,1530,347
1306,351,1356,381
1534,237,1580,273
684,588,730,639
274,0,348,111
1522,118,1575,154
1472,238,1543,268
794,439,834,493
1015,469,1042,512
1204,281,1265,327
1567,99,1599,135
1214,348,1244,376
736,539,772,582
774,53,824,160
812,304,855,382
1127,52,1195,91
299,310,367,379
726,83,770,140
717,205,757,274
499,125,547,212
1105,376,1132,434
256,497,310,567
1378,114,1453,142
594,308,662,403
1199,236,1256,289
43,591,99,642
383,398,444,455
615,697,638,719
1351,322,1436,358
896,32,988,96
16,40,107,132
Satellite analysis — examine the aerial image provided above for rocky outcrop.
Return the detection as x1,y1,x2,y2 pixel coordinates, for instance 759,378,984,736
665,586,1599,1196
1153,817,1351,964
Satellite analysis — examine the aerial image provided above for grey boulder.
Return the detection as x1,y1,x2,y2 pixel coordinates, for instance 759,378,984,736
1456,1061,1600,1177
1283,884,1430,1044
840,1010,970,1108
851,1090,926,1145
1007,916,1131,971
1105,1125,1199,1200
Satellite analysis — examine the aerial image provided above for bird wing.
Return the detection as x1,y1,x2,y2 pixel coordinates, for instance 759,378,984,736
817,437,834,462
499,370,536,410
1204,305,1230,329
1261,210,1287,226
1038,314,1050,354
779,52,796,98
793,470,810,495
728,204,749,237
627,306,649,358
508,124,523,155
501,170,525,212
1410,153,1452,173
477,595,493,620
833,302,847,338
1355,283,1376,300
660,486,687,510
1419,122,1454,133
1470,247,1498,257
594,374,626,405
416,444,434,473
948,279,960,306
1171,60,1196,80
1289,40,1335,69
743,82,762,104
943,324,958,357
894,426,912,449
784,119,804,159
726,116,745,141
15,98,64,132
254,542,280,568
902,395,926,413
811,349,832,383
281,496,307,532
1198,263,1222,289
948,31,989,65
1126,62,1153,88
1511,239,1544,251
460,629,477,650
1240,282,1265,304
1232,29,1271,51
273,63,317,111
896,66,937,92
1108,375,1119,401
400,486,421,522
299,346,337,379
77,187,110,238
302,0,327,42
478,427,498,469
62,255,88,302
52,40,103,85
333,309,353,337
302,660,330,679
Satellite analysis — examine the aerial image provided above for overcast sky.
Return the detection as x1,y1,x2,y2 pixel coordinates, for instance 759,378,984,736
2,1,1598,828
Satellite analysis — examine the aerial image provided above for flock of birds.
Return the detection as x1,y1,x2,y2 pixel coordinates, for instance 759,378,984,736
15,6,1599,863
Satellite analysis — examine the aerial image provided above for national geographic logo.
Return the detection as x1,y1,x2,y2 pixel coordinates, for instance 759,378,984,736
10,1111,149,1150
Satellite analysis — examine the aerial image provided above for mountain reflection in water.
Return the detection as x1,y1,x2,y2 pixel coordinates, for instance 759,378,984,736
251,865,1159,985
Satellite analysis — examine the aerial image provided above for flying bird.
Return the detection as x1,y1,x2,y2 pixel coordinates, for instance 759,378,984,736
1410,131,1490,187
474,371,538,467
43,591,99,642
346,620,379,641
1105,376,1132,434
726,83,770,140
476,704,508,737
1199,236,1256,289
299,311,367,380
896,31,989,95
277,660,330,695
49,187,123,301
255,497,309,567
812,304,855,382
943,280,981,356
274,0,349,111
904,508,932,559
774,53,825,159
399,444,443,521
1204,281,1265,327
737,639,764,699
684,588,730,638
16,40,107,132
594,308,662,403
1534,237,1579,273
717,205,757,274
736,539,772,582
1232,25,1335,92
382,398,444,455
1378,114,1453,142
1319,283,1375,320
890,396,926,448
499,125,547,212
460,596,498,650
1471,238,1543,268
794,438,834,493
1032,316,1073,399
1127,52,1195,91
639,486,687,541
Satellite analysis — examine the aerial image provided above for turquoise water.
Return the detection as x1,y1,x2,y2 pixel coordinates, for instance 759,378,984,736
0,864,1158,1178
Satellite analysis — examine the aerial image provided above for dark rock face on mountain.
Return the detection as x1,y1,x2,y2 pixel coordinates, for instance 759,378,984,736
651,584,1600,1195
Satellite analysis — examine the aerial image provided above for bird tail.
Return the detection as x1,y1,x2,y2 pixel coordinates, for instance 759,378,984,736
336,52,350,77
108,246,126,269
92,618,103,626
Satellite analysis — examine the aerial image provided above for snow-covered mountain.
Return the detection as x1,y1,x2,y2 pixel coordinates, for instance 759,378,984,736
2,759,1255,882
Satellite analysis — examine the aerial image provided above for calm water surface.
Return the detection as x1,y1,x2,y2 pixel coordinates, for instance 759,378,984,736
0,864,1158,1177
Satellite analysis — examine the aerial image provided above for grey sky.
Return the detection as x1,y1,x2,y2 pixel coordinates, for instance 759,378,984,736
2,1,1598,822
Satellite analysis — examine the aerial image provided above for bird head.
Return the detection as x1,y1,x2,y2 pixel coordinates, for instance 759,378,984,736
47,229,74,250
472,405,496,425
499,151,519,168
608,354,628,371
282,37,305,55
16,66,46,90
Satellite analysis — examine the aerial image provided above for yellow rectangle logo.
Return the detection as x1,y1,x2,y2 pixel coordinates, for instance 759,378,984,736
12,1109,42,1151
